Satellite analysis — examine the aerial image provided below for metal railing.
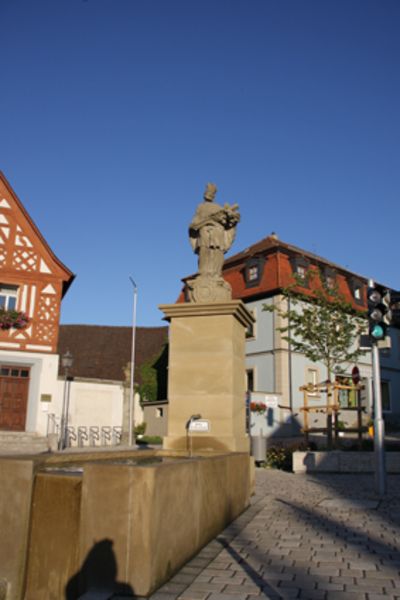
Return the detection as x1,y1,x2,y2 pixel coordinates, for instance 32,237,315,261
65,426,77,448
112,426,122,445
54,422,124,449
101,426,112,446
77,426,89,448
46,413,60,436
89,426,100,446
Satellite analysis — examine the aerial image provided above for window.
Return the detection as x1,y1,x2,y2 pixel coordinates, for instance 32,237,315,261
243,257,265,288
306,367,319,396
349,277,364,306
381,381,391,412
248,266,259,281
0,285,18,310
289,257,310,286
323,267,336,290
246,369,254,392
0,365,30,378
326,276,335,289
297,265,307,279
156,407,164,418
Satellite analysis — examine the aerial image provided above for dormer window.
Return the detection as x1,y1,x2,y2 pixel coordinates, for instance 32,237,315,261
289,256,310,286
349,277,364,306
0,285,18,310
323,267,336,290
297,265,307,279
244,257,265,288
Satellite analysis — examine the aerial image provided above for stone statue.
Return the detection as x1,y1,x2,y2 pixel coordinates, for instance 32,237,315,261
186,183,240,303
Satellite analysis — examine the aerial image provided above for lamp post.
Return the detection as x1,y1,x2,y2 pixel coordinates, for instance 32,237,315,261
59,350,73,450
128,277,138,446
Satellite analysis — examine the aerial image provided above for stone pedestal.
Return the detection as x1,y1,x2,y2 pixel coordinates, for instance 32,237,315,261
159,301,254,453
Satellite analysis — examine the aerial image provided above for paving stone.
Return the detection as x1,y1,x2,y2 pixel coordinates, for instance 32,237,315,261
146,594,179,600
207,595,257,600
145,471,400,600
184,583,224,593
158,584,190,594
326,593,366,599
177,592,210,600
210,576,246,585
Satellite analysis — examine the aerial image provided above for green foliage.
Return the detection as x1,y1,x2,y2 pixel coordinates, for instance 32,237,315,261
136,344,168,402
134,422,146,436
264,441,313,471
264,270,366,379
265,446,291,470
136,435,163,445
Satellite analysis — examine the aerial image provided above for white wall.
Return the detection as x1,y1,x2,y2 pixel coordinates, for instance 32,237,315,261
56,379,124,430
0,349,60,435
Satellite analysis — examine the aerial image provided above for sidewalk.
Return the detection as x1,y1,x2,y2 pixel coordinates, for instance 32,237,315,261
140,469,400,600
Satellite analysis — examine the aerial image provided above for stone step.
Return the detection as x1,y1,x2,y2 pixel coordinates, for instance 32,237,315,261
0,432,49,455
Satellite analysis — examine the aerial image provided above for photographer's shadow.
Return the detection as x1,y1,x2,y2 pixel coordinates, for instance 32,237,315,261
66,538,134,599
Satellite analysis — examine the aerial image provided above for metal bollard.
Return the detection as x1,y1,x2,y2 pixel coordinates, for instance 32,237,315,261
251,432,267,462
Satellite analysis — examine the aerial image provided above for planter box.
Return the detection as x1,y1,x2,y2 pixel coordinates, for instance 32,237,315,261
293,450,400,474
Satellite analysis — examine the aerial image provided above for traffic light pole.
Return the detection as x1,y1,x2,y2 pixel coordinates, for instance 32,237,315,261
371,341,386,496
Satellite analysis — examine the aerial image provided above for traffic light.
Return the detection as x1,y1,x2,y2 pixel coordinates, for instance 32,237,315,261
367,284,391,341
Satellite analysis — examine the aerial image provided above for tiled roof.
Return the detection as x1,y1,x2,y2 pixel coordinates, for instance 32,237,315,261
57,324,168,382
224,234,367,280
178,234,374,309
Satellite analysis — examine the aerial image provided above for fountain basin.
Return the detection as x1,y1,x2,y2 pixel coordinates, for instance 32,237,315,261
0,449,251,599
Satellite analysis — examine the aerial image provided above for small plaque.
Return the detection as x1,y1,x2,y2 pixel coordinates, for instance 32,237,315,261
40,394,52,403
264,395,279,409
188,419,210,433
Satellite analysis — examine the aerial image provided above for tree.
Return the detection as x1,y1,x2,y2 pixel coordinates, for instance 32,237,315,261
264,270,366,382
264,270,367,448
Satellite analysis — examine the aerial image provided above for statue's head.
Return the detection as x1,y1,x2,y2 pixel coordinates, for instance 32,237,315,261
204,183,217,202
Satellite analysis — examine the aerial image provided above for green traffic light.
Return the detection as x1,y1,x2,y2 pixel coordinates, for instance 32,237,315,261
371,324,385,340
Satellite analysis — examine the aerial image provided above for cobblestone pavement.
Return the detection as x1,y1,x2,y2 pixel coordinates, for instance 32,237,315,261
137,470,400,600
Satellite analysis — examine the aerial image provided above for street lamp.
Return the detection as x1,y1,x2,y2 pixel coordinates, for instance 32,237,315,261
59,350,73,450
128,277,138,446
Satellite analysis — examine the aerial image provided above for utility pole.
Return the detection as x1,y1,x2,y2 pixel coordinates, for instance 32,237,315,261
367,279,387,496
371,341,386,495
128,277,138,446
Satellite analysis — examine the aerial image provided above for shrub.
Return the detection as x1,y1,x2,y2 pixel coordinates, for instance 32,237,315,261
264,440,316,471
136,435,163,445
265,446,291,470
134,422,146,436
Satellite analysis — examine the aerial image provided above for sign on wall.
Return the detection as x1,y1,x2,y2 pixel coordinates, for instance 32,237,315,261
188,419,210,433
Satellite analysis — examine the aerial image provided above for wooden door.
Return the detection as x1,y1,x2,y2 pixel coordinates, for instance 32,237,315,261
0,366,30,431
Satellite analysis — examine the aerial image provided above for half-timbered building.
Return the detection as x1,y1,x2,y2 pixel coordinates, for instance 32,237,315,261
0,172,74,441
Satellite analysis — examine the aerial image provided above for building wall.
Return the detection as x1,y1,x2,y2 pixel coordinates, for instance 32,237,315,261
245,298,275,392
241,294,400,438
58,379,124,430
380,329,400,419
0,349,60,435
142,402,168,437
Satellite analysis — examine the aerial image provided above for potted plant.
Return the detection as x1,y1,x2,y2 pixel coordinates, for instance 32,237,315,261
0,308,30,331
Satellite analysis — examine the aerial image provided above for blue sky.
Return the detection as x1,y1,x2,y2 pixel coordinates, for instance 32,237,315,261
1,0,399,327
